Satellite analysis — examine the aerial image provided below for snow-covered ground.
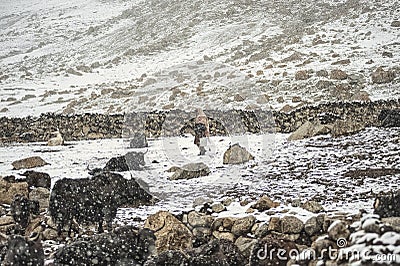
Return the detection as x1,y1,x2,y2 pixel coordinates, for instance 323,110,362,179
1,127,398,225
1,0,399,116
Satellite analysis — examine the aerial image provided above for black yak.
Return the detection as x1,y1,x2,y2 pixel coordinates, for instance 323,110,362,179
10,194,40,234
49,171,153,236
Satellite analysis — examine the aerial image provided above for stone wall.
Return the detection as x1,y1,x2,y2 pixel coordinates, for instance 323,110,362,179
1,99,399,143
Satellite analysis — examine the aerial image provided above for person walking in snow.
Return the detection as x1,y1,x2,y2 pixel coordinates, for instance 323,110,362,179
194,108,210,155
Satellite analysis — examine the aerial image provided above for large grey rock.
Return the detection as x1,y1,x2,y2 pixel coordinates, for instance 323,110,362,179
251,195,280,212
330,69,348,80
104,151,146,172
235,236,258,258
190,239,247,266
254,223,269,238
0,178,29,204
212,231,235,242
212,217,236,232
12,156,48,170
144,211,193,252
187,211,214,228
169,162,210,180
231,216,256,236
223,143,254,164
288,120,331,141
371,66,395,84
301,200,325,213
211,203,226,213
328,220,350,241
280,216,304,234
304,216,324,236
311,237,336,259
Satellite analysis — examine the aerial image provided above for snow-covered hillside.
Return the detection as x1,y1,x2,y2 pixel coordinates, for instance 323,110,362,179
1,0,399,116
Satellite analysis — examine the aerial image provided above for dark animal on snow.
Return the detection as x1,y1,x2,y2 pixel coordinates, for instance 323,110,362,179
54,226,155,266
374,190,400,218
19,170,51,191
10,194,40,234
49,171,153,236
2,232,44,266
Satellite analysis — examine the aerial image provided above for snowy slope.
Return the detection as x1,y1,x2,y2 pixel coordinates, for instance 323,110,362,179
0,0,399,116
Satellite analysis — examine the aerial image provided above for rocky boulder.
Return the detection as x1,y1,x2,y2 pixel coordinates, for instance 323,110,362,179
288,120,331,141
0,178,29,204
304,215,324,236
212,217,237,232
280,216,304,234
169,162,210,180
371,66,395,84
145,239,246,266
251,195,280,212
223,143,254,164
301,200,325,213
235,236,258,258
144,211,193,252
104,151,146,172
104,155,130,172
330,69,348,80
187,211,214,228
11,156,48,170
231,216,256,236
295,70,310,80
328,220,350,241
